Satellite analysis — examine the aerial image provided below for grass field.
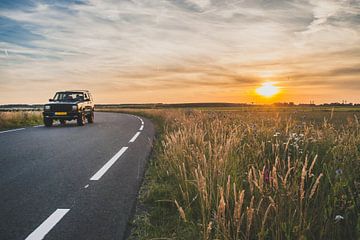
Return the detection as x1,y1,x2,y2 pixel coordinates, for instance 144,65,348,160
0,111,43,130
104,107,360,240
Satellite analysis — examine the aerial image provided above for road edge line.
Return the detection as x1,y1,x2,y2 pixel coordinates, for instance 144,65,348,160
0,128,25,134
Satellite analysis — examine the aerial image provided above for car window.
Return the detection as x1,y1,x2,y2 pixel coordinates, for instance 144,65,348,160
53,92,84,102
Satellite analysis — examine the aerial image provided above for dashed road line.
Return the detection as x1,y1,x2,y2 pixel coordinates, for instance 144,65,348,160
33,125,43,128
25,209,70,240
90,147,128,181
139,125,144,131
0,128,25,134
129,131,141,143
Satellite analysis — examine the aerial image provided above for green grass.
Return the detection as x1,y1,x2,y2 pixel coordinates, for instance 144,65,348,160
0,111,43,130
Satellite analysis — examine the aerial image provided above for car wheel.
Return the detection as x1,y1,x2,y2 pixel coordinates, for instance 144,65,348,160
44,118,53,127
60,120,66,125
77,112,86,126
87,111,94,123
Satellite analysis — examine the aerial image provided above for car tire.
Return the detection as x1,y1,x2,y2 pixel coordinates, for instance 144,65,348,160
87,111,94,123
77,112,86,126
44,118,53,127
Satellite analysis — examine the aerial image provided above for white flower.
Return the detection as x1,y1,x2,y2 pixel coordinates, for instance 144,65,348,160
335,215,344,222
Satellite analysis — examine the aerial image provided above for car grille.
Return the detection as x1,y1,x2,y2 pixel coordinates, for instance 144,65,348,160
50,104,73,112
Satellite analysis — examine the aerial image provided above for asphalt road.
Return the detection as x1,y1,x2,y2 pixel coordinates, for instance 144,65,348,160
0,112,155,240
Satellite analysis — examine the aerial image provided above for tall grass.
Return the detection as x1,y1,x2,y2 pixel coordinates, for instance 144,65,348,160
130,109,360,240
0,111,42,130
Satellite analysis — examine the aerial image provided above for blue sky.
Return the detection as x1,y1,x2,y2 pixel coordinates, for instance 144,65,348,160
0,0,359,103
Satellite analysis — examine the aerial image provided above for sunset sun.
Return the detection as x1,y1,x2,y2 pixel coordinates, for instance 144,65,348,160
256,82,280,97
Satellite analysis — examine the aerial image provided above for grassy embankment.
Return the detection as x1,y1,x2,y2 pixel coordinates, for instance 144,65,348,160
104,107,360,239
0,111,43,131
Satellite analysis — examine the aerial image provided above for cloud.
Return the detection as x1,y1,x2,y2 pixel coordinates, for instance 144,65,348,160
0,0,359,103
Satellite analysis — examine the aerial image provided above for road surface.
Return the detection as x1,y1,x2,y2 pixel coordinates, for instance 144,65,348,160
0,112,154,240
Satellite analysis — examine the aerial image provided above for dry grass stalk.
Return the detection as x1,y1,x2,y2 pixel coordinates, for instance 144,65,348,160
260,202,275,240
174,200,187,222
309,173,323,199
308,155,318,178
272,166,279,190
300,156,308,202
245,196,254,240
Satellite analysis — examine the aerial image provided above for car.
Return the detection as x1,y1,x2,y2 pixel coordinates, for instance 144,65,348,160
43,90,95,127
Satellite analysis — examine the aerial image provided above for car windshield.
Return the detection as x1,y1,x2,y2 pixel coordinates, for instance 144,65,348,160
53,92,84,102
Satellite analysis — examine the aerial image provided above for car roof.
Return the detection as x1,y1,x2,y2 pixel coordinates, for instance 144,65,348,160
56,90,90,93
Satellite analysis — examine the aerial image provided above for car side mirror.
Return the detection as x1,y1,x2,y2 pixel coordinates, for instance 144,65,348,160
49,99,54,102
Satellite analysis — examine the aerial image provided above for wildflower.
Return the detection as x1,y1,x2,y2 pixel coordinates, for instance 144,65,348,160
335,168,343,176
335,215,344,222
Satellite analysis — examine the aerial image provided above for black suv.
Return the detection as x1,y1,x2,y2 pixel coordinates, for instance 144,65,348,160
43,90,95,127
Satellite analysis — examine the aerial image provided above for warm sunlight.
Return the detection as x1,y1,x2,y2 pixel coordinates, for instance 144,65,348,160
256,82,280,97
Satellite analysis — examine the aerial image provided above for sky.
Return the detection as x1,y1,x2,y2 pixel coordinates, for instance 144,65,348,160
0,0,359,104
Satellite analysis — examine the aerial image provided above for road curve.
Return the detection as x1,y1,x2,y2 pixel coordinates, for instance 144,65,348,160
0,112,155,240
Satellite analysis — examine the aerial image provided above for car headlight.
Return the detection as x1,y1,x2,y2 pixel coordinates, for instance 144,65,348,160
44,105,50,110
72,105,78,111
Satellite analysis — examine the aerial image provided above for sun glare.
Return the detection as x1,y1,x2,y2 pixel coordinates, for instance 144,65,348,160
256,82,279,97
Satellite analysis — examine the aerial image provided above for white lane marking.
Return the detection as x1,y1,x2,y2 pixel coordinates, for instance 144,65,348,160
132,115,144,125
90,147,128,181
25,209,70,240
139,125,144,131
33,125,43,128
129,131,141,143
0,128,25,134
84,184,89,188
